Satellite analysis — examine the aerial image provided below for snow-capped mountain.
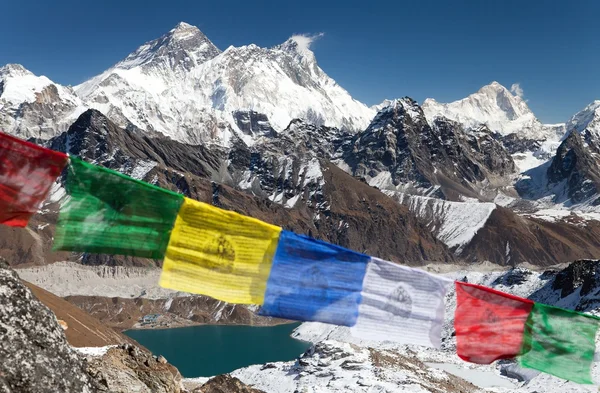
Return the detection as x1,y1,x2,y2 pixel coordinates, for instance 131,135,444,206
115,22,221,74
422,82,565,141
370,98,395,112
0,64,86,139
75,22,375,146
513,101,600,211
343,98,516,200
566,100,600,137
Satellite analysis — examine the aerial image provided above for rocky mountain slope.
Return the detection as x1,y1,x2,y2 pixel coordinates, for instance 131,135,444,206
0,257,100,392
23,280,138,347
0,64,86,139
343,98,517,200
516,113,600,210
385,192,600,266
1,257,266,392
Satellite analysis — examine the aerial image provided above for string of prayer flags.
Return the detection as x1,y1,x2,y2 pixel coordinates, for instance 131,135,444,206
259,231,369,326
518,303,600,385
454,282,534,364
351,258,452,348
54,157,183,258
0,131,67,227
5,132,600,385
160,198,282,304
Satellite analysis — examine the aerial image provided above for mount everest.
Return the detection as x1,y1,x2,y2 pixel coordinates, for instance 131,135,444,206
75,22,374,146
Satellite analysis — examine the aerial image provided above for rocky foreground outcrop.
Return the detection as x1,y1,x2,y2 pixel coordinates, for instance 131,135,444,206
192,374,265,393
0,257,261,392
84,344,183,393
0,257,99,392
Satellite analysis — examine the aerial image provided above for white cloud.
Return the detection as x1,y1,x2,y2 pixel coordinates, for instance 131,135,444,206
510,83,524,98
290,33,325,54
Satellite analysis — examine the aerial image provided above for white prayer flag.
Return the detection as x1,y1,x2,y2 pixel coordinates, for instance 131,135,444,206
351,257,452,348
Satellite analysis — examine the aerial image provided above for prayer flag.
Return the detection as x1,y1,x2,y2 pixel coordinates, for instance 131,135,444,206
160,198,282,304
259,231,369,326
455,282,534,364
54,157,183,258
351,258,452,348
0,131,67,227
519,303,600,384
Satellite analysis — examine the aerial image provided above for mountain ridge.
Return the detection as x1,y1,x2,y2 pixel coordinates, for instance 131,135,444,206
422,81,565,141
74,22,375,146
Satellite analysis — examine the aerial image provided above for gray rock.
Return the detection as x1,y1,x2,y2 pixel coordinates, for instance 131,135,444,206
193,374,265,393
84,344,183,393
0,258,100,393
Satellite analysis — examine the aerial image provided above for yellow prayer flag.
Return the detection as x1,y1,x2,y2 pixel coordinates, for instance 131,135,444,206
159,198,282,304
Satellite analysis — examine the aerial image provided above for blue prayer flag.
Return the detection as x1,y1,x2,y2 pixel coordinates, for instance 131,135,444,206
260,231,369,326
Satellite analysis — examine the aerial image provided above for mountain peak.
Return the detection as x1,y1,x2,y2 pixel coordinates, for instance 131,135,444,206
173,21,194,30
371,99,395,112
486,81,504,89
0,64,33,78
168,21,202,41
422,82,548,139
275,33,323,63
566,100,600,135
115,22,220,71
478,81,515,97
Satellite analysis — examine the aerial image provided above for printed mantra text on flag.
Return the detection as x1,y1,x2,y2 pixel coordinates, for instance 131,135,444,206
455,281,534,364
160,198,282,304
260,231,369,326
351,258,452,348
54,157,183,258
0,131,68,227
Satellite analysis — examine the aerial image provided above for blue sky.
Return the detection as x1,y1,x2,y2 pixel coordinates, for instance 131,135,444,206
1,0,598,123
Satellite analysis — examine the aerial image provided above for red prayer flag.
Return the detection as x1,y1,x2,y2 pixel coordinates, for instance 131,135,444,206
0,131,68,227
454,281,534,364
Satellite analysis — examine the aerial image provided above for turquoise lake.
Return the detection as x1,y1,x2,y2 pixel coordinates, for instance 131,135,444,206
125,322,311,377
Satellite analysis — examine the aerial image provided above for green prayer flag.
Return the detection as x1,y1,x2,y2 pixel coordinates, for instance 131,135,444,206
519,303,600,384
54,157,183,259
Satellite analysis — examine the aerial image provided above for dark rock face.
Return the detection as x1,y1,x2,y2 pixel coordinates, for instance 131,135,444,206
232,110,276,138
496,133,542,155
492,267,533,286
344,99,516,200
49,109,224,179
0,257,100,393
517,130,600,206
193,374,265,393
549,260,600,299
461,126,516,178
345,99,435,194
265,119,351,159
547,131,600,205
529,260,600,312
